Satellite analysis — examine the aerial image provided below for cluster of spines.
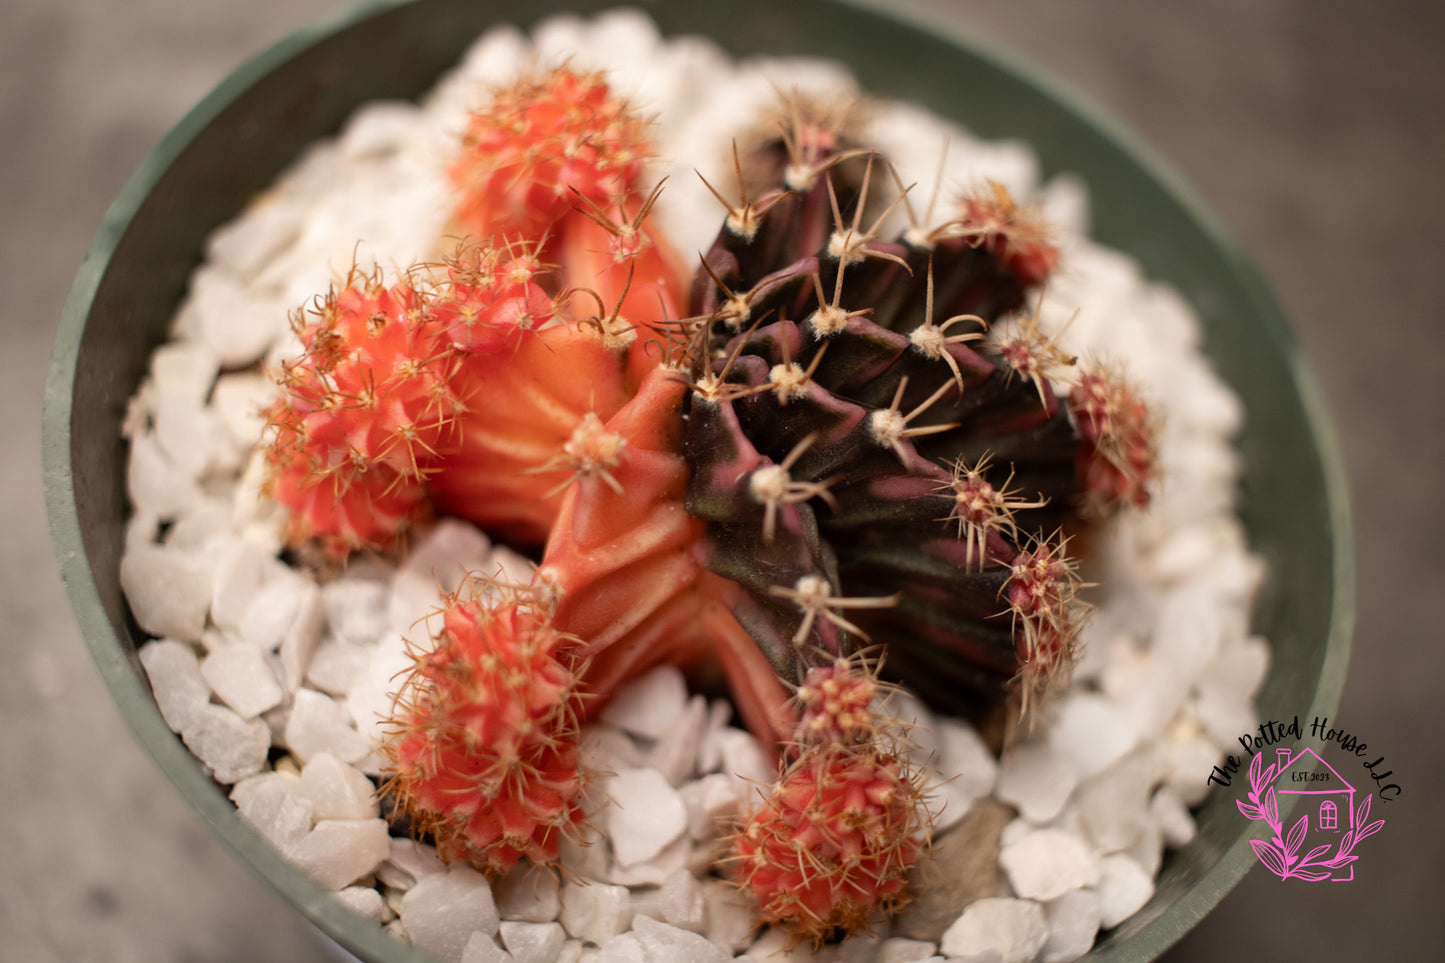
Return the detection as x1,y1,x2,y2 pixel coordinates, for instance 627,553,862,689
730,657,928,944
381,583,587,876
449,67,652,245
264,265,462,559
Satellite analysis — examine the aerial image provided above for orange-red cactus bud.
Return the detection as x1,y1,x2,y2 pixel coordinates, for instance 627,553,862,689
733,745,925,942
264,271,461,558
382,595,586,878
449,68,652,245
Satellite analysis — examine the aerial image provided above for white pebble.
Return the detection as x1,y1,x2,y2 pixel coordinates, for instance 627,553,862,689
322,576,391,647
153,390,219,478
937,719,998,799
335,885,388,923
655,867,707,933
607,831,689,887
340,101,423,158
149,340,219,402
234,773,314,852
999,828,1101,901
348,631,419,757
237,573,310,651
1127,818,1164,878
599,665,689,741
286,688,372,764
559,877,632,946
186,267,289,368
1073,753,1157,853
701,879,755,954
201,643,285,718
579,723,647,774
678,773,740,842
209,538,282,635
938,898,1048,963
646,694,708,786
492,861,561,924
595,932,641,963
298,751,379,820
121,544,213,642
402,867,500,961
498,921,565,963
389,519,495,629
1046,691,1138,779
1095,853,1154,929
604,768,687,867
875,937,938,963
181,703,270,784
1161,734,1222,806
164,499,232,551
206,196,302,277
290,818,392,890
279,583,326,690
382,837,447,891
460,933,513,963
210,371,275,451
995,743,1079,824
715,728,775,805
1149,785,1197,849
305,638,371,697
1039,889,1102,963
633,913,728,963
139,639,211,732
694,699,734,774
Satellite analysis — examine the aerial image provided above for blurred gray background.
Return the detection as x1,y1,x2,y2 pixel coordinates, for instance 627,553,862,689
2,0,1440,960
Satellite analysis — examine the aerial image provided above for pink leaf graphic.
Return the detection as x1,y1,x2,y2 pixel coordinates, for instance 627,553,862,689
1355,793,1371,828
1249,752,1264,788
1326,854,1359,869
1357,819,1385,842
1263,787,1280,827
1293,868,1332,882
1302,844,1332,865
1250,839,1288,878
1262,763,1278,788
1237,800,1262,820
1285,815,1308,858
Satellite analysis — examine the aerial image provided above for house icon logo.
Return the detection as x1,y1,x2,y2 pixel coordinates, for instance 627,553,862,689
1236,745,1385,882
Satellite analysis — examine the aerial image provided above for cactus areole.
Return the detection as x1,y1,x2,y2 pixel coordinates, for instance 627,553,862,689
259,67,1157,936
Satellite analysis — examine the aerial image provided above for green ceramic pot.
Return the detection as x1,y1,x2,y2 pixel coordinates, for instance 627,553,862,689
42,1,1353,959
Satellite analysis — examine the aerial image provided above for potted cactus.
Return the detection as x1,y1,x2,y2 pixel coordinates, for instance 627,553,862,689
256,62,1159,943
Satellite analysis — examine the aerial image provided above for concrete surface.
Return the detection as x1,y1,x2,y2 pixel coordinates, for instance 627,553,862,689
2,0,1439,960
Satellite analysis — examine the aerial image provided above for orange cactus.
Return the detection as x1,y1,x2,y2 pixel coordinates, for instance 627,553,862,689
263,268,462,559
449,67,653,250
382,592,587,877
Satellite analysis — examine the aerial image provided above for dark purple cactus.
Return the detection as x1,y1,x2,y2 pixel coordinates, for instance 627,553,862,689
678,113,1153,725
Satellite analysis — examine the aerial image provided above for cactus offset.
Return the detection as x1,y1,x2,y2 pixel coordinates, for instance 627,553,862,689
730,657,928,943
263,267,460,559
381,586,587,877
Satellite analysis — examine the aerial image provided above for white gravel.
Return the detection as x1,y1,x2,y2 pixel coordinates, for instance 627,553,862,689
120,8,1271,963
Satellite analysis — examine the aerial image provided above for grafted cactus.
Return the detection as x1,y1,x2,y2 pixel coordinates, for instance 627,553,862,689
259,70,1158,935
